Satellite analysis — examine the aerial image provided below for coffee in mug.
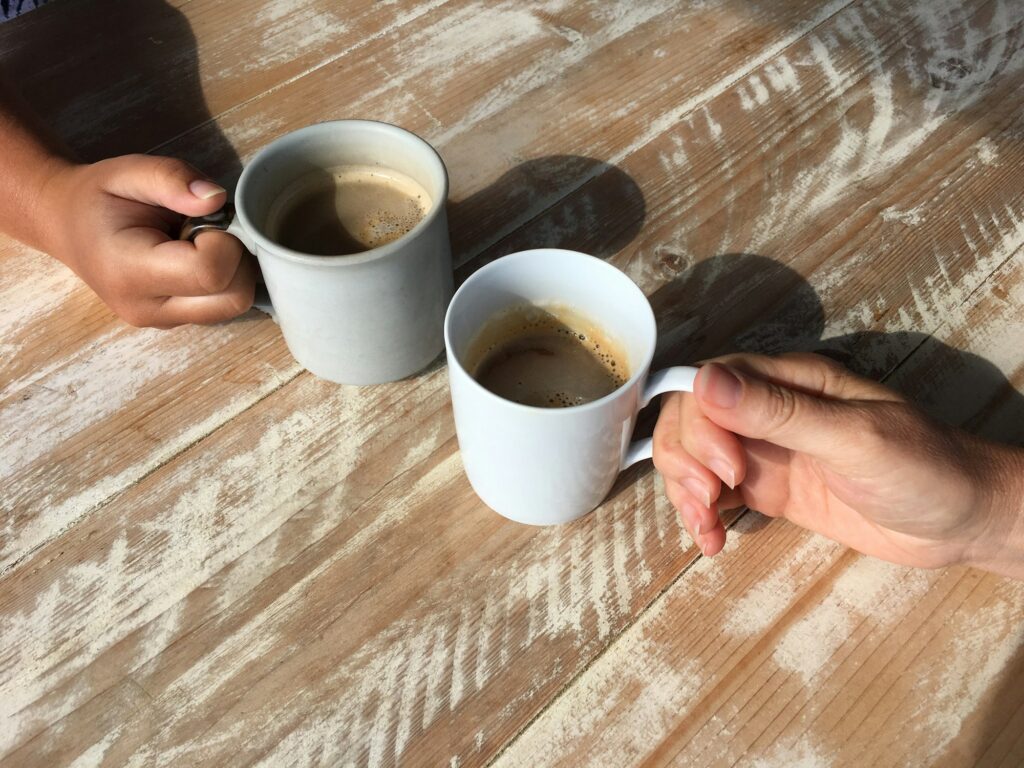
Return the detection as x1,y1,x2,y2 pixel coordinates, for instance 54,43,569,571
463,304,629,408
266,165,431,256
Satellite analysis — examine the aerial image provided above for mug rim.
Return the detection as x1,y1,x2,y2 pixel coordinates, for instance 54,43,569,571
235,119,449,266
444,249,658,415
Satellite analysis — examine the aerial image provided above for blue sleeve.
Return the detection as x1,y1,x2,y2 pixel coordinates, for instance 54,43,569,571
1,0,50,22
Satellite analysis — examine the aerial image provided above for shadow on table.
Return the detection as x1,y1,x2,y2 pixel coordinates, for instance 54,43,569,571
619,250,1022,496
641,252,1024,440
406,154,644,376
0,0,242,183
450,154,646,283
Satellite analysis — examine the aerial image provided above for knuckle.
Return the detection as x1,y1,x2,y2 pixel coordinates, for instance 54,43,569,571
817,356,852,393
225,293,253,318
194,259,233,294
149,155,191,185
651,443,674,476
652,433,684,478
224,284,255,317
765,382,799,432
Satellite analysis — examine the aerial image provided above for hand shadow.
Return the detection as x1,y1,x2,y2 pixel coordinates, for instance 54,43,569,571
0,0,242,184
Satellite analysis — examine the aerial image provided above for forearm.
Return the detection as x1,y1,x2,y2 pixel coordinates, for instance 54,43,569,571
967,441,1024,579
0,67,75,252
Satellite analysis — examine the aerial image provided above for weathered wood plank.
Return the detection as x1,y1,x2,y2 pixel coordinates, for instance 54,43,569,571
4,0,1024,765
1,1,857,574
0,0,467,573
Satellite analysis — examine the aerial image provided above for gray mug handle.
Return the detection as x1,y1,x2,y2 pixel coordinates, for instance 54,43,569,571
180,203,273,315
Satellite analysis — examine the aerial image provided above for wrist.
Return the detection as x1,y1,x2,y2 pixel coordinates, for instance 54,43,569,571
25,155,79,257
964,441,1024,578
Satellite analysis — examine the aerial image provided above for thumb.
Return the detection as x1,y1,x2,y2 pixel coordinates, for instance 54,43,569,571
99,154,227,216
695,362,858,462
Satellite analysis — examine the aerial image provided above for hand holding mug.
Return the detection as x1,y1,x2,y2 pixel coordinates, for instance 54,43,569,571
653,352,1024,577
183,120,453,385
39,154,254,328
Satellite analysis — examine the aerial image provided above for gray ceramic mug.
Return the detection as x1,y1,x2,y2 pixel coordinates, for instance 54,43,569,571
184,120,453,385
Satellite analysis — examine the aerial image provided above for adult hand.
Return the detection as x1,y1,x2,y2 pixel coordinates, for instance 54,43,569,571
652,353,1024,576
38,154,254,328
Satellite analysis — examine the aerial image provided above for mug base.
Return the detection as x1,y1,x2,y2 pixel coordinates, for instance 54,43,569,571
469,482,599,526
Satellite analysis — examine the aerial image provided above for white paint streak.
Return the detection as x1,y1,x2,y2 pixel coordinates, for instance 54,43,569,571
0,327,177,479
773,558,931,684
750,735,833,768
748,74,770,104
881,205,925,226
67,728,119,768
976,137,999,165
764,56,800,92
246,1,347,72
492,601,701,768
722,534,842,638
0,250,81,339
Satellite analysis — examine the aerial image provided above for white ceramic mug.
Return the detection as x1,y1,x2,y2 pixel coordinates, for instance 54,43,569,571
185,120,453,385
444,249,699,525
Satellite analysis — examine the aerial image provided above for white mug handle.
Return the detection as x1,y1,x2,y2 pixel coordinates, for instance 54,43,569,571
621,366,699,470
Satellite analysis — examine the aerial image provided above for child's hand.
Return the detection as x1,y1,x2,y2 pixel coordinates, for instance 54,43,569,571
40,154,254,328
653,353,1024,576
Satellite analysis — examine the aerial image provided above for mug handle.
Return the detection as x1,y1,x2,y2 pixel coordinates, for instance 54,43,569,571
621,366,700,470
180,203,274,315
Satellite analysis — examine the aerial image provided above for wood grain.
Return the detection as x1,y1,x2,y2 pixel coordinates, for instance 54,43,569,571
2,0,1023,765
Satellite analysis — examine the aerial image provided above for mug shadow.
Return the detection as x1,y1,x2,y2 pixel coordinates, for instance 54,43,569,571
0,0,241,183
449,154,646,284
387,154,645,381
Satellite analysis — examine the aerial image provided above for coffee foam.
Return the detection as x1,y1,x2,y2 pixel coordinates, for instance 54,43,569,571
265,164,431,255
332,165,431,249
464,304,630,408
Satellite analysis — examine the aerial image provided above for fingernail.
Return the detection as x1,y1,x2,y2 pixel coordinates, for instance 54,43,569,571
701,541,710,557
681,477,711,508
189,180,226,199
695,520,703,537
704,363,742,409
707,458,736,489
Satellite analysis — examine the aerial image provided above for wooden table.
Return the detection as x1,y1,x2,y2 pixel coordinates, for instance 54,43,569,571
2,1,1023,765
